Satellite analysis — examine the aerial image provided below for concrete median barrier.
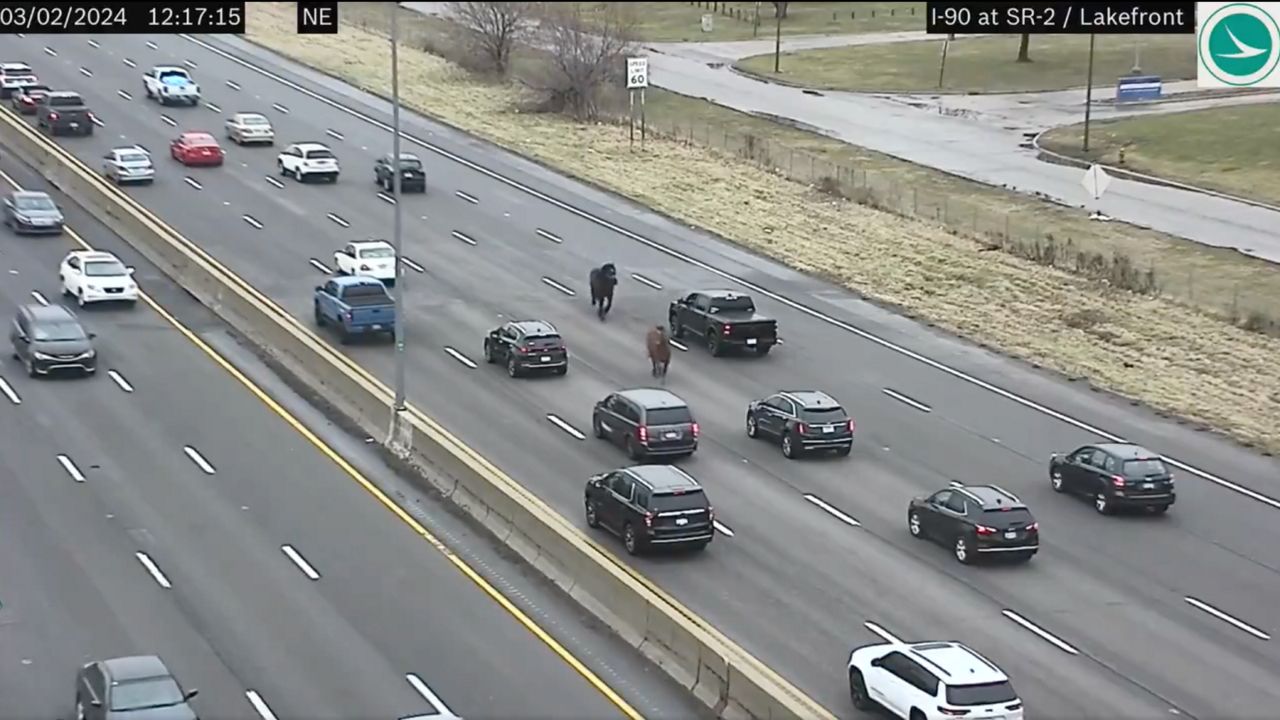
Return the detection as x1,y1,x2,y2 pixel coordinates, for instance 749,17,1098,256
0,108,835,720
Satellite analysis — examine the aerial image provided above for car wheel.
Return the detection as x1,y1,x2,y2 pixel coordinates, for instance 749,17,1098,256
1051,471,1065,492
1148,504,1170,515
77,290,87,308
624,436,643,461
25,356,37,378
835,444,852,457
908,511,924,538
706,334,723,356
592,416,606,439
1094,493,1114,515
506,354,520,378
585,500,600,528
554,365,568,376
313,302,325,326
848,669,873,711
623,523,640,555
278,161,287,177
669,316,684,339
746,413,758,438
757,345,771,356
483,339,495,363
76,698,86,720
954,536,972,564
781,433,800,459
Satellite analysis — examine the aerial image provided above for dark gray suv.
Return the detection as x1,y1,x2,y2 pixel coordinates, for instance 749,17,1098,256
3,190,64,235
10,303,97,377
592,388,699,461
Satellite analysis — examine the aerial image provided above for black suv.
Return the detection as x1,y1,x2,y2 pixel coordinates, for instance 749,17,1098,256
483,320,568,377
746,390,855,459
592,388,699,460
374,152,426,193
10,303,97,378
1049,443,1175,515
37,91,95,136
585,465,714,555
908,485,1039,564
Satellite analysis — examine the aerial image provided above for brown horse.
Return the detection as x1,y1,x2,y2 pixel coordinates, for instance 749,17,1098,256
646,325,671,379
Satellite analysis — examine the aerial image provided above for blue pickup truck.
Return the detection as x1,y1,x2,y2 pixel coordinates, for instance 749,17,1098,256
313,276,396,343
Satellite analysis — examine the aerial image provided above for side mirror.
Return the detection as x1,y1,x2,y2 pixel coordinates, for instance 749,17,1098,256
127,267,136,275
184,688,199,700
869,658,882,668
87,332,97,339
315,285,324,293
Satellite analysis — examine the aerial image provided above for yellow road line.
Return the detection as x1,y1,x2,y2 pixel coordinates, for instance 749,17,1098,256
0,167,643,720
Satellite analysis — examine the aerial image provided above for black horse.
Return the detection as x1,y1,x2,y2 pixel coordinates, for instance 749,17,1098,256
588,263,618,320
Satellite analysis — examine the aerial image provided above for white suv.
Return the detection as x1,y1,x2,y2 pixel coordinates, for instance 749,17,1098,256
277,142,340,183
60,250,139,307
848,640,1024,720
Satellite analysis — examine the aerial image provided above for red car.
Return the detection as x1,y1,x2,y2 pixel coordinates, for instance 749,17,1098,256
170,132,224,167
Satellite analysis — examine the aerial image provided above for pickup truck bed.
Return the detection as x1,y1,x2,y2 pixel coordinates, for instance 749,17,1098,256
313,277,396,344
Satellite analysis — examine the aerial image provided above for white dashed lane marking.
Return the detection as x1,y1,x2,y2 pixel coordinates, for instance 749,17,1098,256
0,376,20,405
159,115,177,127
1184,597,1272,641
242,215,263,229
79,67,92,77
713,520,735,537
90,115,104,128
535,228,561,244
135,552,172,588
400,257,425,273
43,46,56,57
182,445,216,474
87,39,100,48
455,190,478,204
57,454,85,482
864,621,902,644
802,494,860,527
122,58,136,68
405,674,456,716
540,277,575,296
444,347,477,369
145,41,158,50
117,89,133,101
182,59,197,68
308,258,332,274
882,388,932,413
451,230,476,246
107,370,134,393
546,414,585,440
325,128,344,141
264,176,284,189
377,192,396,204
244,691,278,720
631,273,662,290
226,79,241,90
1002,610,1080,654
30,291,47,306
205,102,221,113
326,213,349,228
184,177,202,190
668,339,688,352
271,103,289,114
281,544,321,580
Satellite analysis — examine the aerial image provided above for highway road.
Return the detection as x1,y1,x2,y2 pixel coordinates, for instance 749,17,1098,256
0,148,701,719
7,31,1280,719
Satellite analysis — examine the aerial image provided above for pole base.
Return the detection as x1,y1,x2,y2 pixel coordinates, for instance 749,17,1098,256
386,407,413,458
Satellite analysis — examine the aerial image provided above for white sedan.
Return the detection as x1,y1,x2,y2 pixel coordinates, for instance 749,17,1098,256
101,146,155,185
334,240,397,284
60,250,138,307
225,111,275,145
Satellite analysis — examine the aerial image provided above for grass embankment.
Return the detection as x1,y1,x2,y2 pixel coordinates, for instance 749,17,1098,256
602,2,924,42
736,33,1195,93
244,3,1280,454
1040,103,1280,207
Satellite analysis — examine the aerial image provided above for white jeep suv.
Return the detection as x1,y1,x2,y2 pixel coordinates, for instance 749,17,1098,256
848,640,1024,720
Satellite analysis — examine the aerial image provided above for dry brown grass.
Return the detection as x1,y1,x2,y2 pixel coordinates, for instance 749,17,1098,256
245,3,1280,454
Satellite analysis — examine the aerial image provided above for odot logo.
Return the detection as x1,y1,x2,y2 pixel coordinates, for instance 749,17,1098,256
1198,2,1280,87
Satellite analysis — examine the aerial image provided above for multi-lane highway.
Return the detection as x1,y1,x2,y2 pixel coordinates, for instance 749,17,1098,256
6,30,1280,719
0,149,702,718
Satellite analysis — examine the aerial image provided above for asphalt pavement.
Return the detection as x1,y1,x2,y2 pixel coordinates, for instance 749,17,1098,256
0,137,699,718
6,31,1280,719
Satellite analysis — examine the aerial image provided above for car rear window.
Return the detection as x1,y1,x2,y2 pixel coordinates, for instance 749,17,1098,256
800,406,847,424
341,284,390,304
709,296,755,313
522,335,562,349
645,407,693,425
1124,458,1168,477
946,680,1018,706
979,507,1034,527
398,158,423,170
49,95,83,106
650,489,707,512
359,247,394,259
306,149,336,159
119,152,149,164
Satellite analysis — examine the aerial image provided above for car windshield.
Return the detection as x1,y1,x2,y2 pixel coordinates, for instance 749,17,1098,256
241,115,269,125
85,260,128,277
109,677,186,712
800,406,847,424
359,247,394,259
645,407,693,425
118,152,149,164
1124,458,1168,477
159,72,190,84
946,680,1018,706
650,489,707,512
14,195,55,211
306,149,336,160
31,321,86,342
708,296,754,313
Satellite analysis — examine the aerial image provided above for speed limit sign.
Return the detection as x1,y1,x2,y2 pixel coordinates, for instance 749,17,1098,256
626,57,649,89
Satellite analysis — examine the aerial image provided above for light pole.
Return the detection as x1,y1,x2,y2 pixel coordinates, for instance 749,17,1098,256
389,2,408,448
773,7,782,73
1082,33,1096,153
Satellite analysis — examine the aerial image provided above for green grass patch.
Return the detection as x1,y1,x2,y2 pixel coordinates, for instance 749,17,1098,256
598,2,923,42
1040,103,1280,207
736,33,1195,93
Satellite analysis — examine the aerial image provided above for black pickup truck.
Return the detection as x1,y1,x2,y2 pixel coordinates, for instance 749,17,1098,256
669,290,778,356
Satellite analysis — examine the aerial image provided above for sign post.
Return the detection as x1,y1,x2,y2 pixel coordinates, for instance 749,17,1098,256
626,57,649,150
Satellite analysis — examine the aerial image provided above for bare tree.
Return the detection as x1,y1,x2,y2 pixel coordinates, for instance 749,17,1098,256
773,1,790,19
1016,33,1031,62
538,2,636,121
447,1,537,74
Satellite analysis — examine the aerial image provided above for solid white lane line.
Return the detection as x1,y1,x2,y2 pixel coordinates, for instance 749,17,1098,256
802,494,860,527
271,102,289,114
79,67,92,77
57,454,85,483
308,258,332,274
244,690,279,720
30,291,48,306
182,446,216,475
189,33,1280,510
1184,597,1271,641
326,212,350,228
400,257,425,273
325,128,344,141
0,377,20,405
1001,610,1080,654
536,228,562,244
122,57,136,68
264,176,284,189
546,414,585,440
455,190,478,204
159,115,177,127
882,388,932,413
377,191,396,204
205,101,221,113
107,370,135,393
864,621,902,644
443,347,477,369
669,339,688,352
405,674,455,716
540,277,575,296
145,41,158,50
43,46,57,57
184,177,203,190
117,89,133,101
135,552,172,588
713,520,735,537
451,230,476,246
88,39,100,48
631,273,662,290
242,215,263,229
281,544,321,580
226,79,241,90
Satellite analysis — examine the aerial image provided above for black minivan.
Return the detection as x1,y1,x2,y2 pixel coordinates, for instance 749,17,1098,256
592,388,699,460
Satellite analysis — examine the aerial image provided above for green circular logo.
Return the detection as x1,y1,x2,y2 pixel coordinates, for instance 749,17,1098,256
1199,2,1280,86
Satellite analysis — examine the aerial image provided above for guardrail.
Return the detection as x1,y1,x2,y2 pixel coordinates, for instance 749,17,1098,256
0,107,835,720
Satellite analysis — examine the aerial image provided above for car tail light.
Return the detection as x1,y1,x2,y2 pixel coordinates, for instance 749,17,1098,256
637,425,648,444
797,422,808,434
1006,702,1022,711
847,419,857,433
643,511,654,528
1111,474,1126,488
1027,521,1039,532
722,324,732,335
975,524,997,536
359,264,371,271
342,310,352,322
707,505,715,522
691,422,700,438
48,111,58,121
19,96,32,105
937,707,970,717
516,345,529,354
